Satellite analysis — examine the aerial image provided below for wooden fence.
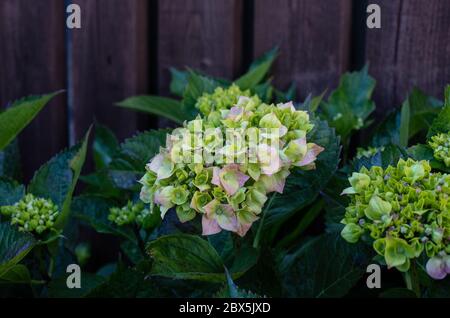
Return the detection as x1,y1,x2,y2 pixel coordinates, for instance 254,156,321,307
0,0,449,179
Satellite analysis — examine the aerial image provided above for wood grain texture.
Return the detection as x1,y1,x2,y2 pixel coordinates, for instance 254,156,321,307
253,0,352,99
366,0,450,113
0,0,67,181
157,0,243,96
71,0,149,141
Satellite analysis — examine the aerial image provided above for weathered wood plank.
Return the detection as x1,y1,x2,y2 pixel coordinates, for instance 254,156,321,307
366,0,450,112
157,0,243,96
253,0,352,99
71,0,149,141
0,0,67,180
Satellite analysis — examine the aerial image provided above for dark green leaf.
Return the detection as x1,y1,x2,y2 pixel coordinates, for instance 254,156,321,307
427,85,450,138
0,264,31,284
352,144,406,171
406,88,442,139
0,140,21,180
320,65,376,140
169,67,189,97
182,71,221,117
28,128,90,231
116,95,188,125
0,222,36,278
0,91,62,150
110,129,168,173
48,273,106,298
408,144,450,173
93,124,119,169
147,234,226,282
279,232,372,297
72,195,136,242
399,101,410,147
0,177,25,206
235,47,278,90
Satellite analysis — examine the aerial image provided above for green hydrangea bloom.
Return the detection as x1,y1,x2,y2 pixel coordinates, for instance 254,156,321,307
140,85,324,237
429,132,450,167
0,194,59,234
341,159,450,278
195,84,260,116
108,201,150,227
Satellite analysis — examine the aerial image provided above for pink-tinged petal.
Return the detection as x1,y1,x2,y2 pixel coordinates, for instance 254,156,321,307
215,205,238,232
279,125,288,137
219,165,250,196
444,255,450,274
202,215,222,236
203,199,219,218
147,154,164,173
226,106,244,120
257,144,282,175
260,170,290,194
211,167,221,187
295,144,324,167
236,223,252,237
426,257,447,280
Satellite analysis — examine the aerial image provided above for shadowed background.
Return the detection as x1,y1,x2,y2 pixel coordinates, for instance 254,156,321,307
0,0,449,181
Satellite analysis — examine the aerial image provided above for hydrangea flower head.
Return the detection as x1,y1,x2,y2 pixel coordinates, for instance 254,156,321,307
340,159,450,278
429,132,450,167
139,85,324,237
0,194,59,234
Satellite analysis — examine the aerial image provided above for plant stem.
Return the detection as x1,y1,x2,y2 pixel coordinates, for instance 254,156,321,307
253,193,277,249
133,225,146,255
404,261,421,297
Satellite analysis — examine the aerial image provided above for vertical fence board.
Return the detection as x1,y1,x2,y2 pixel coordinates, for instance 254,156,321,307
253,0,352,99
71,0,149,141
0,0,67,180
366,0,450,112
157,0,243,96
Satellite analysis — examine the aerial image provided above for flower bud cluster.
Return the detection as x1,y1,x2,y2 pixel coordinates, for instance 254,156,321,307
341,159,450,279
0,194,59,234
108,201,150,227
429,133,450,167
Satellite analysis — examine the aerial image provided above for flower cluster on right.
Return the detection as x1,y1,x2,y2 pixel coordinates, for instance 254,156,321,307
340,159,450,279
429,132,450,167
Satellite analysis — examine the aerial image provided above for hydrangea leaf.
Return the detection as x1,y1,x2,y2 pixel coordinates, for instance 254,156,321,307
0,222,36,278
352,144,406,170
93,124,119,170
72,195,136,243
235,47,278,90
278,232,372,297
427,85,450,138
183,71,221,118
169,67,189,97
48,273,106,298
147,234,227,282
116,95,190,125
0,140,21,180
0,177,24,206
109,129,168,172
28,128,90,231
0,91,62,151
320,65,375,141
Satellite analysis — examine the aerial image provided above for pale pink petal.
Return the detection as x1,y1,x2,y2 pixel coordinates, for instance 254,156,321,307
147,154,164,173
426,257,447,280
203,199,218,217
226,106,244,120
295,144,324,167
211,167,221,187
260,173,288,194
202,215,222,236
236,223,252,237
